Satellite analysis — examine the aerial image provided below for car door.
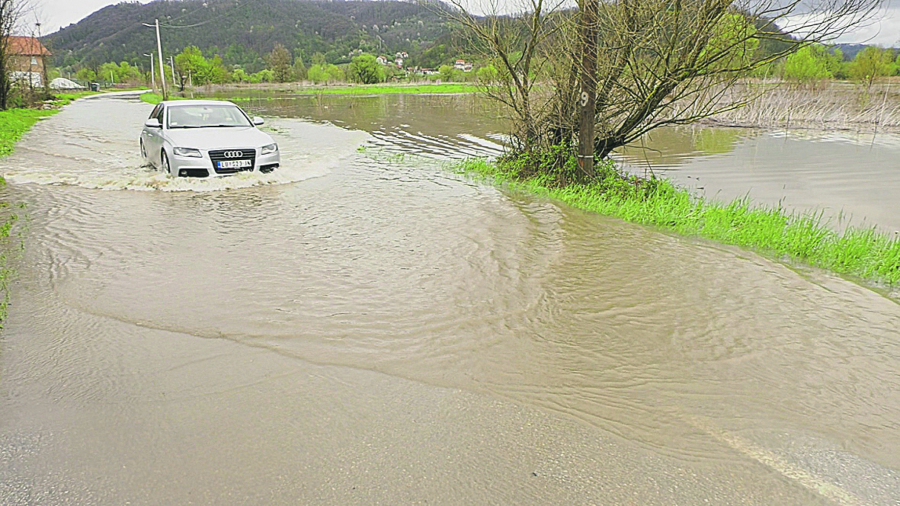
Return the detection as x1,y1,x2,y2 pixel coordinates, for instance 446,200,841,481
144,104,165,166
142,104,159,163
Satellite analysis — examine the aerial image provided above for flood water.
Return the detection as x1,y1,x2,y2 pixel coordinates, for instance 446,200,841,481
234,91,900,233
0,93,898,504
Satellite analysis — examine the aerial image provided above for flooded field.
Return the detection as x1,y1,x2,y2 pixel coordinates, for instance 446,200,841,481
232,91,900,233
0,93,898,504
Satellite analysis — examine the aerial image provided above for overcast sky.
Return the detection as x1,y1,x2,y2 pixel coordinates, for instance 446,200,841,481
27,0,900,46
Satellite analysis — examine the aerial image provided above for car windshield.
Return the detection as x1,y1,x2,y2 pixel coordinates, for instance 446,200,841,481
167,104,252,129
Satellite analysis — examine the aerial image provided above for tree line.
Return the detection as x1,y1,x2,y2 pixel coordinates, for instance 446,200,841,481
73,44,490,87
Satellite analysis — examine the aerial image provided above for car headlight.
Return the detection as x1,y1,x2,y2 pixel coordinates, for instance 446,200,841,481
261,143,278,156
173,147,202,158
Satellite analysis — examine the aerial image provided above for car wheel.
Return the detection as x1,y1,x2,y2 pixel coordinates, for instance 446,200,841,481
140,140,148,165
161,150,174,176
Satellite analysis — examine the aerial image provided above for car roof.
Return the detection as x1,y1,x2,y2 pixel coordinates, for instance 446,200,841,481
161,100,237,107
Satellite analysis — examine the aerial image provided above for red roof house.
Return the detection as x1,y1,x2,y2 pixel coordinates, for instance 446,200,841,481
5,36,52,87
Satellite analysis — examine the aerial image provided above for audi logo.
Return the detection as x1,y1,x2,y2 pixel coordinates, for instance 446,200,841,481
224,150,243,158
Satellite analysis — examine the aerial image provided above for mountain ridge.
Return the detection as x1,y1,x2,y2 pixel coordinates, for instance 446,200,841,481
46,0,458,73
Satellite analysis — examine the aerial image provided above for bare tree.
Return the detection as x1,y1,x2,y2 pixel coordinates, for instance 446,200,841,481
449,0,570,150
447,0,883,180
0,0,26,110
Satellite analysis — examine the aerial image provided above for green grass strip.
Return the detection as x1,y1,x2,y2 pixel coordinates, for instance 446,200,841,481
0,108,56,158
51,91,101,106
454,158,900,285
140,92,191,105
293,83,479,96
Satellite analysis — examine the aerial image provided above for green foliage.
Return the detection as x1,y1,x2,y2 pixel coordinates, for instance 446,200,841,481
326,64,346,83
703,13,759,70
293,56,308,81
783,45,834,81
205,56,231,84
476,65,499,84
175,46,209,83
75,68,96,82
825,48,848,79
348,54,385,84
249,69,275,84
308,64,345,84
453,156,900,285
849,46,894,87
173,47,231,85
232,68,249,83
308,64,327,84
438,64,454,82
98,61,142,83
268,44,294,83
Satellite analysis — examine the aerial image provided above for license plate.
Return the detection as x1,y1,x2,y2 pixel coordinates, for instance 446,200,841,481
217,159,252,169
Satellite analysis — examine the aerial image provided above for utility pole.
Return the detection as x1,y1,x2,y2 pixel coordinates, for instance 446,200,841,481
35,22,46,89
154,19,168,100
577,0,598,178
144,53,155,90
170,55,176,86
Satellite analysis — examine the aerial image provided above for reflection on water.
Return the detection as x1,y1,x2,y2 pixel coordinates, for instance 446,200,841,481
0,94,898,504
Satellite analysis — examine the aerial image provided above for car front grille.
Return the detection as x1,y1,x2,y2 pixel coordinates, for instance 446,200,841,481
209,148,256,175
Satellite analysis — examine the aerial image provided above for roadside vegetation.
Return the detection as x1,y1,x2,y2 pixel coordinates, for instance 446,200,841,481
455,155,900,286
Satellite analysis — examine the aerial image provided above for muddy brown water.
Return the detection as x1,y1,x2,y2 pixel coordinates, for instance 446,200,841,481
0,92,898,504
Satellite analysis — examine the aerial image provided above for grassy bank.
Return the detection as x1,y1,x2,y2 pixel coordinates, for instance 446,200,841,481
0,180,19,324
0,108,56,157
0,107,41,323
456,157,900,286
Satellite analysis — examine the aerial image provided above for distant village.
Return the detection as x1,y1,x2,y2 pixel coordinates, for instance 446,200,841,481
350,49,473,77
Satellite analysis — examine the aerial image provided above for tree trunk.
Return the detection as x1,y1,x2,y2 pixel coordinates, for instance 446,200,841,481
577,0,598,178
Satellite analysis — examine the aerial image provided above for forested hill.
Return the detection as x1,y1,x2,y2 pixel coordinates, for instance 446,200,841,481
46,0,457,72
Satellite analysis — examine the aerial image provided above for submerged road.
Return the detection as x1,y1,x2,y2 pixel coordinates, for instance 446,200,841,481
0,94,898,504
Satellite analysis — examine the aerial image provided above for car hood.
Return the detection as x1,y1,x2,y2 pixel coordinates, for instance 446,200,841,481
165,127,274,150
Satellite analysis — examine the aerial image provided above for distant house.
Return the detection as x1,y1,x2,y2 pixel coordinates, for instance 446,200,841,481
5,36,51,88
376,55,389,65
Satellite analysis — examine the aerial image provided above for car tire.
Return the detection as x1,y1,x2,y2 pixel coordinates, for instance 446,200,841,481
161,150,174,177
140,140,148,165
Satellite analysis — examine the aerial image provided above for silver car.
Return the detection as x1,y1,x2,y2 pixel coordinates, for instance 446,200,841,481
140,100,279,177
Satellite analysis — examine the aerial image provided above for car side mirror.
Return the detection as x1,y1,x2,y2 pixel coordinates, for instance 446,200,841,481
253,117,264,126
144,118,161,128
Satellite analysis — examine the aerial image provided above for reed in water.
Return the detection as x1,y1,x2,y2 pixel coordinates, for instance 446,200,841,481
694,81,900,132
